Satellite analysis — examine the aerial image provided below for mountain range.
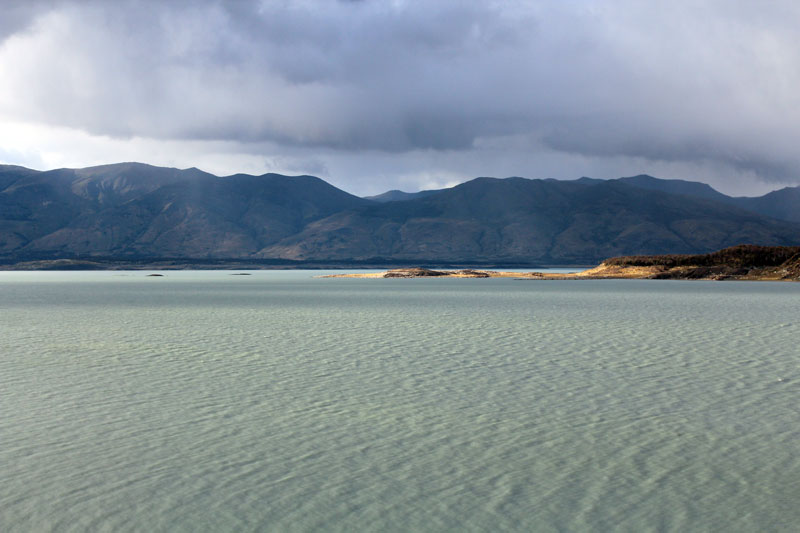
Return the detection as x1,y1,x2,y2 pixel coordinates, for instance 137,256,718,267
1,162,798,265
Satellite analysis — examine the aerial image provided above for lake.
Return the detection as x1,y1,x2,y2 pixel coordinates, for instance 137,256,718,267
1,271,798,532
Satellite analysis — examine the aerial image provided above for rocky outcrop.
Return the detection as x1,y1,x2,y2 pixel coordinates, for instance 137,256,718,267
602,245,800,281
323,246,800,281
382,268,450,278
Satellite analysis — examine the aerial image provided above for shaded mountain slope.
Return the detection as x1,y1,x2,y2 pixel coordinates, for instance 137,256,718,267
617,174,732,203
1,163,798,264
730,186,800,223
363,189,443,202
614,174,800,223
1,164,369,258
260,178,800,263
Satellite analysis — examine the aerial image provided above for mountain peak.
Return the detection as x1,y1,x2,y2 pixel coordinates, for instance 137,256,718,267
2,163,798,264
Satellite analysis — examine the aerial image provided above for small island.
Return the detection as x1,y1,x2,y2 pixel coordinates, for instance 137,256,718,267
322,245,800,281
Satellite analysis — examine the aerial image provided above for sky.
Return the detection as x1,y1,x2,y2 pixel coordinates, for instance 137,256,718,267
1,0,799,197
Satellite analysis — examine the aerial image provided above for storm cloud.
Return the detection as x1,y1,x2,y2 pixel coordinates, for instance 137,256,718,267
1,0,799,194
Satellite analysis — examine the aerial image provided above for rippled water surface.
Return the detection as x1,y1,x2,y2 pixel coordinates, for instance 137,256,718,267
2,271,799,532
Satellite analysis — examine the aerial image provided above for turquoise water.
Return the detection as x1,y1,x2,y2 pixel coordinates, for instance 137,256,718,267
1,271,799,532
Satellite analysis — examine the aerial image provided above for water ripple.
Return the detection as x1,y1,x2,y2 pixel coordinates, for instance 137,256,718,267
1,273,799,531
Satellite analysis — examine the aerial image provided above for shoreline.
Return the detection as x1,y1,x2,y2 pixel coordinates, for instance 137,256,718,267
2,245,798,281
0,258,587,271
318,266,675,280
320,265,798,281
320,246,800,282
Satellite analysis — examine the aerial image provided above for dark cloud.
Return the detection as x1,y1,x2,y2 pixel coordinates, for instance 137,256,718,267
0,1,55,39
0,0,799,189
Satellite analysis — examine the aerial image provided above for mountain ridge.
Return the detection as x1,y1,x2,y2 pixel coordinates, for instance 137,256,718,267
368,173,800,222
1,162,798,265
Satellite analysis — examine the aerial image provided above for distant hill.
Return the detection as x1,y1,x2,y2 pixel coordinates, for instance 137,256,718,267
616,174,732,203
363,189,443,202
261,177,799,263
613,174,800,223
729,186,800,223
1,163,798,265
0,163,369,259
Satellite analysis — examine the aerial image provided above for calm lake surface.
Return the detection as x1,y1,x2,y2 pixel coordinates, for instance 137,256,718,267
2,271,799,532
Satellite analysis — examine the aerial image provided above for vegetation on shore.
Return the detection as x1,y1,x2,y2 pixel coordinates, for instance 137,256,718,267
322,245,800,281
599,245,800,280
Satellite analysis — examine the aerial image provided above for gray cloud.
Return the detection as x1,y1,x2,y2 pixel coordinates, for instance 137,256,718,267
0,1,54,39
1,0,799,189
